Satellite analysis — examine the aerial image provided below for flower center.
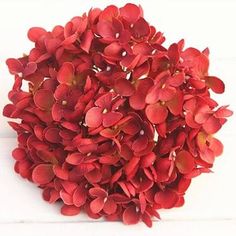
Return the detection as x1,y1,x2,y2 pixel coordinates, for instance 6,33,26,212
161,83,166,89
62,100,67,105
122,51,127,57
115,33,120,39
106,66,111,72
140,130,145,135
103,108,108,114
152,49,157,55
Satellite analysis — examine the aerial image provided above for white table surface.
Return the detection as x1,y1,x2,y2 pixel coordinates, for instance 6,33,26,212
0,0,236,235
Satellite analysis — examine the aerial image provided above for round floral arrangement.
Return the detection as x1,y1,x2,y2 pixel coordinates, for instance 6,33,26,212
3,3,232,227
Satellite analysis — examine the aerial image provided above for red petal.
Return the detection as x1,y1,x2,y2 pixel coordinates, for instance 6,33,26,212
182,47,201,60
123,206,140,225
122,118,140,135
120,3,141,23
90,197,105,213
120,55,140,69
132,18,150,38
138,194,145,214
133,42,152,55
100,128,120,138
177,178,191,193
125,157,140,178
145,84,160,104
145,103,168,124
133,61,150,80
24,62,37,76
61,181,78,194
32,164,55,185
89,187,107,198
102,111,123,127
141,212,152,228
168,43,180,65
188,78,206,89
43,188,60,204
97,20,114,39
99,5,119,21
80,30,93,53
12,148,26,161
85,168,102,183
141,152,156,168
62,33,78,45
44,127,61,143
104,42,122,58
120,144,133,160
154,189,178,209
156,158,172,182
85,107,103,128
76,139,98,154
6,58,23,74
166,91,183,115
196,54,209,77
3,104,15,118
169,72,185,87
60,190,73,205
73,186,87,207
95,93,112,109
132,135,148,152
194,112,211,124
66,153,84,165
103,198,117,215
215,106,233,118
130,78,153,110
175,150,195,174
114,79,135,96
61,205,80,216
185,167,212,179
34,89,54,110
57,62,75,85
209,137,223,156
53,165,68,180
117,182,130,198
51,104,63,121
137,177,153,192
37,150,57,164
45,38,61,54
159,86,176,101
203,116,222,134
99,155,119,165
129,92,146,110
205,76,225,94
110,193,130,203
28,27,47,42
200,148,215,164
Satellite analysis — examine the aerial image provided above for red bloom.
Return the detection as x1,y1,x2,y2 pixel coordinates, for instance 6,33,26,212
3,3,232,227
89,187,117,215
85,93,123,128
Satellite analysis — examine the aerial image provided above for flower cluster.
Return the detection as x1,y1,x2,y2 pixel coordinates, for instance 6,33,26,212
3,3,232,227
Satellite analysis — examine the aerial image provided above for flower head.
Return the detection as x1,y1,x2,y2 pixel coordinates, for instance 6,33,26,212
3,3,232,227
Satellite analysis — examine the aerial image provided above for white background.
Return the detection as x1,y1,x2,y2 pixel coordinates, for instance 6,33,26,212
0,0,236,235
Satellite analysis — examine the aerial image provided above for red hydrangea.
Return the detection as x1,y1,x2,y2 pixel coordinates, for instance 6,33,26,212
3,3,232,227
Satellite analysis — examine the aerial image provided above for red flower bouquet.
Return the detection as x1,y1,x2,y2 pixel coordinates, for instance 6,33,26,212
3,3,232,227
